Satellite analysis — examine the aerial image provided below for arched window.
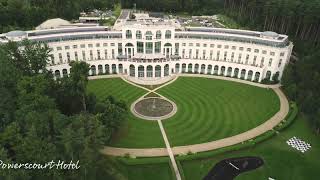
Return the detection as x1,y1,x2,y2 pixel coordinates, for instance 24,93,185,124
188,63,193,73
125,43,134,47
165,30,171,39
129,65,135,77
182,63,186,73
136,30,142,39
155,65,161,77
91,65,96,76
55,70,61,78
147,65,153,77
227,67,232,77
138,65,144,77
201,64,206,74
145,31,152,40
266,71,272,80
164,64,169,76
207,65,212,74
98,65,103,75
240,69,246,79
119,64,123,74
214,65,219,74
62,69,68,77
156,30,162,39
126,30,132,39
194,64,199,73
112,64,117,74
254,72,260,81
105,64,110,74
234,68,239,78
220,66,226,76
175,63,180,73
247,70,253,81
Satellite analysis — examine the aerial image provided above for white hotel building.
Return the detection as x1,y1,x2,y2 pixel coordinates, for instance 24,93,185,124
0,13,293,84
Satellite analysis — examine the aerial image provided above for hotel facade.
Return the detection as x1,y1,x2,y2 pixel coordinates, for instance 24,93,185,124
0,13,293,84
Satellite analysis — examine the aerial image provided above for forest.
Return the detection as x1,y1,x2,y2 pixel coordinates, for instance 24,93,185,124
0,2,319,179
0,41,126,179
0,0,117,33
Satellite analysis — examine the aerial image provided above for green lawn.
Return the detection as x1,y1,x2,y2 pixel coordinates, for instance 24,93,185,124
87,78,165,148
125,163,174,180
181,115,320,180
158,77,280,146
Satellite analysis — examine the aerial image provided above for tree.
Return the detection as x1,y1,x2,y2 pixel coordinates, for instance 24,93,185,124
56,61,90,115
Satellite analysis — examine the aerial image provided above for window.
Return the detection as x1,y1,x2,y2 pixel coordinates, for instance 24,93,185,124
224,52,227,61
269,58,273,66
96,43,100,47
270,52,275,56
217,45,222,48
262,50,267,54
189,43,193,47
90,50,93,60
74,52,78,60
80,44,85,48
112,49,115,59
224,45,229,49
202,50,206,59
182,49,185,58
110,43,115,46
232,46,236,50
136,30,142,39
239,47,244,51
146,42,153,54
57,47,62,51
260,57,265,67
82,51,86,60
196,49,199,59
104,50,108,59
103,43,108,47
253,56,257,65
137,42,144,53
280,52,285,56
196,43,200,47
97,50,101,59
145,31,152,40
155,42,161,53
254,49,259,53
247,48,251,52
73,45,78,49
59,53,62,63
156,30,161,39
238,54,242,63
189,49,192,58
165,30,171,39
126,30,132,39
66,52,70,62
231,52,234,62
88,44,93,48
65,46,70,50
203,44,207,47
278,59,282,67
175,43,179,55
182,43,186,46
118,43,122,55
245,54,249,64
210,44,214,48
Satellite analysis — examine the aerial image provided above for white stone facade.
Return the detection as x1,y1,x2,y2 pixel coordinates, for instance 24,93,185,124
0,21,293,84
